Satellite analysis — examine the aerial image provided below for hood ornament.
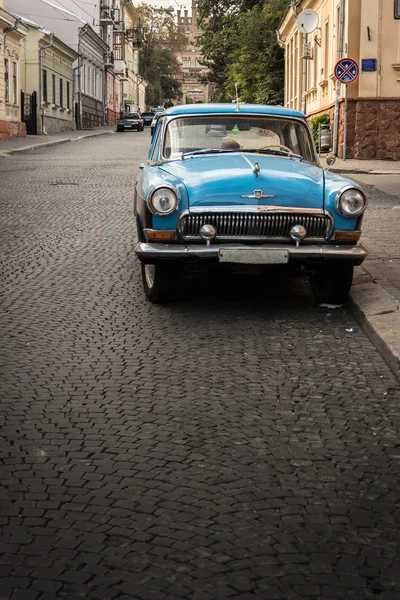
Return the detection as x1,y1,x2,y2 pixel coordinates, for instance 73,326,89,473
240,154,261,178
241,190,276,200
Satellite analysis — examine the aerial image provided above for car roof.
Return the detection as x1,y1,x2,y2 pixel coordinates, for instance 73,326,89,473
163,103,306,119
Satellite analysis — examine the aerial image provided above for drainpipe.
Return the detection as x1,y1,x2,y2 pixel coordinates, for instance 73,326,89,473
39,33,54,135
4,17,21,53
77,24,89,130
333,0,345,155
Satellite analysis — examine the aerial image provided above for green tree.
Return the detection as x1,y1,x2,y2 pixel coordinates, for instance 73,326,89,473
197,0,289,104
136,3,187,107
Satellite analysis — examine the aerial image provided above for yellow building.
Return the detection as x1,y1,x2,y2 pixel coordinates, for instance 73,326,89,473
0,1,28,140
279,0,400,160
17,17,79,134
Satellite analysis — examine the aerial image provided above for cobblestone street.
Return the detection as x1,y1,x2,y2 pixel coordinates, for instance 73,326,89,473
1,134,400,600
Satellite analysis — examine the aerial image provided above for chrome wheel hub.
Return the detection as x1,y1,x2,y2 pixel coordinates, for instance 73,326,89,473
144,264,156,289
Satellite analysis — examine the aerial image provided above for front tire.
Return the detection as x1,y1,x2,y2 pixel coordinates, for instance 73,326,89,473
309,264,353,305
142,262,181,303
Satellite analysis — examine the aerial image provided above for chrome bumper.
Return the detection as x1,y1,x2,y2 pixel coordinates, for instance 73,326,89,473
135,242,368,263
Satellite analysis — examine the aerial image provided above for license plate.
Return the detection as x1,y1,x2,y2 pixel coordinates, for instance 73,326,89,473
219,248,289,264
125,125,132,128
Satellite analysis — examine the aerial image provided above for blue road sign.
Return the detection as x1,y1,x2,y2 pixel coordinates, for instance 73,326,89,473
362,58,377,72
334,58,359,84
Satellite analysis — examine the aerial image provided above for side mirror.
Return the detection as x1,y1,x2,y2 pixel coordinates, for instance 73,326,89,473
325,154,336,171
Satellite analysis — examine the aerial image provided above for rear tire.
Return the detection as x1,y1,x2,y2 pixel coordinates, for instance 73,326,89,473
309,264,353,305
142,262,181,303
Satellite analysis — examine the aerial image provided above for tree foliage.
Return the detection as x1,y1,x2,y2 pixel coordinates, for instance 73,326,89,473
197,0,290,104
136,3,187,107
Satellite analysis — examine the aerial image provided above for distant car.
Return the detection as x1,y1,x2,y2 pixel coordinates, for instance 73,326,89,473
135,103,368,304
150,112,163,136
116,113,144,132
142,111,155,127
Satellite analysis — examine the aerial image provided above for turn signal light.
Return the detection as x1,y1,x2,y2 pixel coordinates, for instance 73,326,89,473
145,230,176,242
334,230,362,242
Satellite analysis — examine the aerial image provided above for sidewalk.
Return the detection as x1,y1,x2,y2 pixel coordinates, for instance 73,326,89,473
0,125,115,156
330,157,400,174
333,162,400,381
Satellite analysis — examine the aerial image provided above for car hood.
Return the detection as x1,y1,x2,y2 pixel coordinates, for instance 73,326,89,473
160,154,324,209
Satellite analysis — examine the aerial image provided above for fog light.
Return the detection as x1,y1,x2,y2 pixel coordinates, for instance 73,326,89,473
199,224,217,246
290,225,307,247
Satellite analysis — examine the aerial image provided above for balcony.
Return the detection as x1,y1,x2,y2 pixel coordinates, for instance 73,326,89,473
104,50,114,67
100,6,120,24
125,27,142,49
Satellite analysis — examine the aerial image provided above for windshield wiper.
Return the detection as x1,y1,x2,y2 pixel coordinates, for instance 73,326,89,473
242,148,303,160
181,148,237,159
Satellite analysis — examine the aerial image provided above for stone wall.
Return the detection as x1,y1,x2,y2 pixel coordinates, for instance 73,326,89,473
0,120,26,141
43,115,76,135
308,99,400,161
107,108,119,126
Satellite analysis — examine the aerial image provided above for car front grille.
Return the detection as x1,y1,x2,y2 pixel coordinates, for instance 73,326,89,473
180,211,332,241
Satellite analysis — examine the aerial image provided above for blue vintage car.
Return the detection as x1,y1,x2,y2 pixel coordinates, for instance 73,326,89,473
135,103,367,303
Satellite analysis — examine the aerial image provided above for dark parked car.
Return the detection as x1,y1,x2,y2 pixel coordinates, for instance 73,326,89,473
116,113,144,132
142,112,155,126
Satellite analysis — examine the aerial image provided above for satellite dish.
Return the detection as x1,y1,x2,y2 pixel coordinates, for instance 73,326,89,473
296,9,319,34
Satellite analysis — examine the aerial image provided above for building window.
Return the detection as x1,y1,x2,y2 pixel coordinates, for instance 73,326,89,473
67,81,70,109
12,61,18,104
395,0,400,18
60,78,63,108
4,58,9,103
52,73,56,104
43,69,48,103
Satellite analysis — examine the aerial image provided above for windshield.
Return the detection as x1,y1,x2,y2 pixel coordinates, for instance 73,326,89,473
121,113,140,120
163,115,315,162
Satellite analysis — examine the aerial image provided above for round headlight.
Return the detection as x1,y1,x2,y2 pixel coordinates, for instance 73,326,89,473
148,187,178,216
337,188,366,217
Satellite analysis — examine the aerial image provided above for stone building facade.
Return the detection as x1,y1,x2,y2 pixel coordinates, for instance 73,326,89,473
278,0,400,160
0,2,28,140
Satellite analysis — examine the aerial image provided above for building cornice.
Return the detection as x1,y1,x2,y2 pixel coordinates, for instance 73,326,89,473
40,33,79,61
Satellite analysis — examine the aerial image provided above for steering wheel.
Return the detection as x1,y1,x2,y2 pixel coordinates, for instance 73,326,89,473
260,143,292,153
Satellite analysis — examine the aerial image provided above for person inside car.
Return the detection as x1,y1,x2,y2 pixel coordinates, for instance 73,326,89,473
221,137,242,150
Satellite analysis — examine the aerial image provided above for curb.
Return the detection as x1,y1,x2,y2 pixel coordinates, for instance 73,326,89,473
332,168,400,175
0,130,115,157
349,268,400,381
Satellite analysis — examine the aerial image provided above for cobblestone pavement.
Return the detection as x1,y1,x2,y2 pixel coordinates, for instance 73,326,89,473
1,135,400,600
